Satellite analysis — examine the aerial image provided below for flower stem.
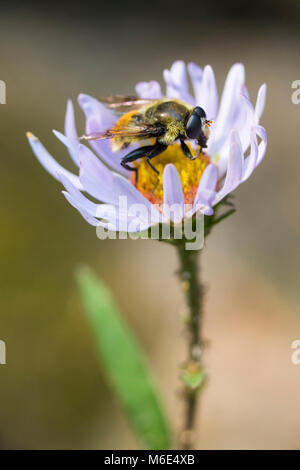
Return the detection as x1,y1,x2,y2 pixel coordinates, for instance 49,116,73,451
176,243,205,450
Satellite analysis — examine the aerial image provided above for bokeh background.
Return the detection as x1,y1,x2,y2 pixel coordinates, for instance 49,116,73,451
1,0,300,449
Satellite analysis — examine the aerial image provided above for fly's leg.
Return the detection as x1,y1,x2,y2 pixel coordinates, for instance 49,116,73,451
180,139,198,160
146,158,160,193
120,160,138,185
145,142,168,193
120,142,167,191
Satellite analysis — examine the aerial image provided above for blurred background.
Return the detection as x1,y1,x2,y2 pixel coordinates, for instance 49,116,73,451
1,0,300,449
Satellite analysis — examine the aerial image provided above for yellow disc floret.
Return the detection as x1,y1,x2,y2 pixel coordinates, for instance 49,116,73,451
130,143,210,206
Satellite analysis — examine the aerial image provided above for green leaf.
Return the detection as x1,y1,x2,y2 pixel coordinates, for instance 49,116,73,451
76,267,171,450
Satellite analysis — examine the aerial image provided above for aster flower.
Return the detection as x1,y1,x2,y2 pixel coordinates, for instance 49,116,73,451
27,60,267,233
27,60,267,450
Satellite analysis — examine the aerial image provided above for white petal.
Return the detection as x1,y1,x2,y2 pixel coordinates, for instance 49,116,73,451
193,164,218,208
78,93,116,131
78,93,129,176
254,125,267,166
53,130,79,166
185,164,218,217
113,174,161,223
26,132,83,190
188,62,203,103
214,130,244,205
164,60,194,104
64,100,80,166
58,172,117,220
211,63,245,142
135,80,162,99
195,65,218,120
232,87,255,154
62,192,100,226
209,84,251,175
78,144,118,203
163,164,185,222
254,84,267,125
242,129,258,182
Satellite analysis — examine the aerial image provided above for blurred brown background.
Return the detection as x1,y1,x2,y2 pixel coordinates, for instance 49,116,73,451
0,0,300,449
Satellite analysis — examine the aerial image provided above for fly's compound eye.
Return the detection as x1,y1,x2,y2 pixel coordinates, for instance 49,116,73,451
186,107,207,139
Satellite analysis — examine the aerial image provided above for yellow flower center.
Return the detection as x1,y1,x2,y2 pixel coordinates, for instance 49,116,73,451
130,143,210,206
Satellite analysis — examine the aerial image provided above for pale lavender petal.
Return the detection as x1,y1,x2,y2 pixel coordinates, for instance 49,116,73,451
166,60,188,93
242,129,258,182
105,174,162,230
163,164,184,206
196,189,215,210
78,93,116,131
210,63,245,149
78,93,129,175
194,199,214,216
62,192,100,226
58,172,118,221
26,132,83,190
188,62,203,102
88,138,136,176
192,65,218,120
254,84,267,125
254,125,267,166
209,83,250,174
186,164,218,217
214,129,244,205
62,186,142,232
53,130,79,166
198,163,219,191
64,100,80,166
135,80,162,99
79,146,161,224
193,164,218,208
163,164,184,221
200,206,214,216
219,86,254,161
164,60,194,104
237,87,255,151
112,174,161,225
78,144,117,203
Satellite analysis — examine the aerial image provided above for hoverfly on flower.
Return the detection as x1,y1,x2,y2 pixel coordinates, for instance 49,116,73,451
27,61,267,227
81,96,212,189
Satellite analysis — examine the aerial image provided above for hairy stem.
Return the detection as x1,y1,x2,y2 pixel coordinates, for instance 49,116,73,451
176,243,205,450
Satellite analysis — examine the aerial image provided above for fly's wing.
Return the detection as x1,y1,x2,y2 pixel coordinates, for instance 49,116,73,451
80,122,163,142
99,95,155,113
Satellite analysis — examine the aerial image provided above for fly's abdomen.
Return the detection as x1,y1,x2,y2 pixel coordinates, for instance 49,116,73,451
111,110,140,152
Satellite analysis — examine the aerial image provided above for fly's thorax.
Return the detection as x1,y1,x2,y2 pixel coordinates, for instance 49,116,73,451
159,121,185,145
144,99,191,124
144,99,190,145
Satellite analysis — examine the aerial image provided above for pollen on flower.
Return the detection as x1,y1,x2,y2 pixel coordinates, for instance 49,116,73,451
130,143,210,206
26,132,35,140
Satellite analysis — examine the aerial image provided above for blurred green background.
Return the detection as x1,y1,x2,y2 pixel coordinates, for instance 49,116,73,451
1,1,300,449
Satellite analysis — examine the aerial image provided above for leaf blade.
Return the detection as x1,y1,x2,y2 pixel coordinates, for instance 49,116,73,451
76,267,171,450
